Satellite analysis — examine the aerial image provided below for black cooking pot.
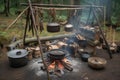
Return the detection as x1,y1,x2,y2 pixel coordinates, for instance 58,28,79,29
64,24,73,32
80,52,91,62
7,49,28,68
47,23,60,32
47,49,66,60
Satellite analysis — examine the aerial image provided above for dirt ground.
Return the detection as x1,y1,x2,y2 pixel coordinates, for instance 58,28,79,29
0,47,120,80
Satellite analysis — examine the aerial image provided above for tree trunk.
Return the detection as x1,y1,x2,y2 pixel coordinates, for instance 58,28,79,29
106,0,112,24
74,0,80,5
4,0,10,16
37,0,43,3
70,0,74,5
48,0,52,4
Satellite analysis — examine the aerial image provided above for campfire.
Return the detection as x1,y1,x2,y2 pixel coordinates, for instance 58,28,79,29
41,49,73,76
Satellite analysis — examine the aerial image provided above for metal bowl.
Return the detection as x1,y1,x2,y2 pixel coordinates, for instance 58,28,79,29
88,57,107,69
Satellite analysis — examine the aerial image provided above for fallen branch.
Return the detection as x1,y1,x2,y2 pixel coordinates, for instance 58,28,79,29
5,7,29,31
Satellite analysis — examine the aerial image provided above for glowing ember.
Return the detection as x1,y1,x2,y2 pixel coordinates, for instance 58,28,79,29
48,61,55,70
47,58,72,73
41,50,73,76
58,61,64,69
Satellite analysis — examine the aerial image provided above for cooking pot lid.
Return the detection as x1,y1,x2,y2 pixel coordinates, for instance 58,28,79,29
49,50,65,56
65,24,73,28
47,23,59,26
7,49,28,58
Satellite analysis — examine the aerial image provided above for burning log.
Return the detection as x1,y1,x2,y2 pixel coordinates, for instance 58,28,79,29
61,60,73,71
41,49,73,76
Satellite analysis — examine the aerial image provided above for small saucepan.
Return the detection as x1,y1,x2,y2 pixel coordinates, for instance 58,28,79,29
79,51,91,62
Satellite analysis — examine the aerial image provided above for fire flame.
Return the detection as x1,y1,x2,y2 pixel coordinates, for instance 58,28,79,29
47,58,71,71
48,61,55,70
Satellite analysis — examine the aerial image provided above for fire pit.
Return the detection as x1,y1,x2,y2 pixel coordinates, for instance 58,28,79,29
41,49,73,76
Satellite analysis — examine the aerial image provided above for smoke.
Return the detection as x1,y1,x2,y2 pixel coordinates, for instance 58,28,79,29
67,0,111,41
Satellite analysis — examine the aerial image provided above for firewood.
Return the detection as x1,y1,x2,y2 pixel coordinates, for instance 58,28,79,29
61,61,73,71
54,72,62,77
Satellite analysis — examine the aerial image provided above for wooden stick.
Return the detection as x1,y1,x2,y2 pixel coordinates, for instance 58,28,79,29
21,3,104,8
28,0,51,80
5,7,29,31
23,8,30,46
110,26,112,43
112,28,116,46
93,7,112,59
36,7,83,10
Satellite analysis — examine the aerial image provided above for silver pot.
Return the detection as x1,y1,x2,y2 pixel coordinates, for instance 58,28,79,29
64,24,73,32
7,49,28,67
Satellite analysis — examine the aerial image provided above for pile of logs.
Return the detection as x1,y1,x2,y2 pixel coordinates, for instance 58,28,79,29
26,46,41,60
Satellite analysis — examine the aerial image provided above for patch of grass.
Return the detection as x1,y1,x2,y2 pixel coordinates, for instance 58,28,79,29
115,31,120,42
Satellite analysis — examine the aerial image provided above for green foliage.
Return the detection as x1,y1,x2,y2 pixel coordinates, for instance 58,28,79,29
0,31,7,36
0,4,4,12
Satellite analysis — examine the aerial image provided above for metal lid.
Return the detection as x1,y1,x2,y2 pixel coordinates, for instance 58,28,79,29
7,49,28,58
49,50,65,56
47,22,59,26
65,24,73,28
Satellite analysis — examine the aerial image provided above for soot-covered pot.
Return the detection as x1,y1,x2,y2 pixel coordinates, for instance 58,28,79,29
7,49,28,67
47,22,60,32
47,49,66,60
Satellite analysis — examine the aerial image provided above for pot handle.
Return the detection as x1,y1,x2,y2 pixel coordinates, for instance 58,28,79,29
16,51,22,55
